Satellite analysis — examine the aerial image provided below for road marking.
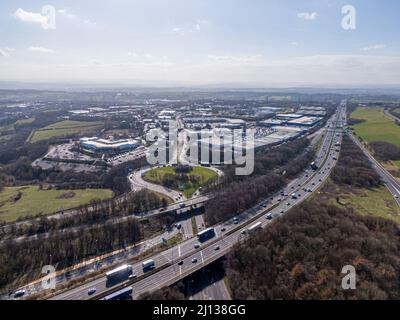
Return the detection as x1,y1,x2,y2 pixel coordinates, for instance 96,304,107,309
200,251,204,263
178,245,181,257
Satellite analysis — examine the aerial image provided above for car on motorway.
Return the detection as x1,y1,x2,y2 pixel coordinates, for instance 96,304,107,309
280,210,284,214
178,260,184,265
214,245,220,251
241,230,246,235
128,274,136,280
192,257,198,263
194,243,200,249
287,202,291,206
13,289,26,298
87,288,97,295
221,227,226,232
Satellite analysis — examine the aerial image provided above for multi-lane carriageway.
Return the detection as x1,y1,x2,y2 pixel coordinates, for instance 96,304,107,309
50,102,347,300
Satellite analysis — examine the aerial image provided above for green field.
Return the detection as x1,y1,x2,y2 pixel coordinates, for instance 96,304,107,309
0,186,113,222
328,186,400,224
144,166,218,198
350,107,400,147
30,120,103,143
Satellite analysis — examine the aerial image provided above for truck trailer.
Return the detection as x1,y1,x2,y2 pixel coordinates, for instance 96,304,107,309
105,264,133,281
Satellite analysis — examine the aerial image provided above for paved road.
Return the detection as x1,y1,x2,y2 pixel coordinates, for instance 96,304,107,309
181,217,194,240
189,277,231,300
195,215,205,232
384,108,400,122
129,167,187,202
47,101,347,300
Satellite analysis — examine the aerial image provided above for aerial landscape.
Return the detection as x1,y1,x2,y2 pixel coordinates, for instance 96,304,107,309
0,0,400,314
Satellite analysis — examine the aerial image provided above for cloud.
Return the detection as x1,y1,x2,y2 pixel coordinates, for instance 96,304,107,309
127,51,138,58
58,8,96,27
171,20,209,36
0,49,10,57
360,44,386,51
297,12,318,20
58,8,76,19
83,19,97,27
13,8,48,25
207,54,264,64
28,46,55,54
172,27,184,35
0,47,15,57
291,41,299,46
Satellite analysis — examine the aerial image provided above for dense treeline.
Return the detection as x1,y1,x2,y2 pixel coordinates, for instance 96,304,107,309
370,141,400,162
225,202,400,299
390,108,400,120
139,285,185,300
0,219,142,290
332,135,382,188
204,138,314,225
219,138,311,185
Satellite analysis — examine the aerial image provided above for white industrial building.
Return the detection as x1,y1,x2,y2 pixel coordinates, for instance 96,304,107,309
79,137,140,155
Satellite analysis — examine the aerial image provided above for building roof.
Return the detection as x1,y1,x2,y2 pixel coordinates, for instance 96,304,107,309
80,137,138,149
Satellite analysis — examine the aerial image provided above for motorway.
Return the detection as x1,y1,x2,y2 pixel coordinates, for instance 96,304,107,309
189,278,231,300
48,101,347,300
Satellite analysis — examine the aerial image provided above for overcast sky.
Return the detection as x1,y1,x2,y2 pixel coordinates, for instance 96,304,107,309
0,0,399,87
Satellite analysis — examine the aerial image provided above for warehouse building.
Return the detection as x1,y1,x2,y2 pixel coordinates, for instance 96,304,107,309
286,116,322,127
79,137,140,155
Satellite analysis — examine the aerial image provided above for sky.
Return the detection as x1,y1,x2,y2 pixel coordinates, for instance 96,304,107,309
0,0,399,87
